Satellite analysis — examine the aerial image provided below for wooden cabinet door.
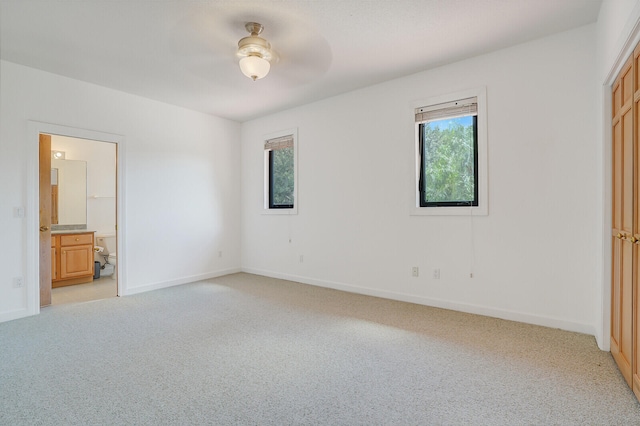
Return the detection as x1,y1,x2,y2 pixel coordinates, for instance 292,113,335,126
51,247,57,281
612,56,634,387
51,235,58,281
60,244,94,279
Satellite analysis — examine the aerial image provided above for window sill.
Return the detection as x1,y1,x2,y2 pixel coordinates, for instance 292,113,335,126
262,207,298,215
410,205,487,216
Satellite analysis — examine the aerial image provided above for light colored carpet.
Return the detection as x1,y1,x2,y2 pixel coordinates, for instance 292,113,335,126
1,273,639,425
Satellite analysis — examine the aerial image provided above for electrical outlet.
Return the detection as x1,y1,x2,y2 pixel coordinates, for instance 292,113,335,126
433,269,440,279
299,255,304,263
13,207,25,218
412,267,419,277
218,251,223,258
13,277,23,288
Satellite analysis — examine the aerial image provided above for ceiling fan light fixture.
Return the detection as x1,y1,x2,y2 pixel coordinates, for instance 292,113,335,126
239,55,271,81
237,22,273,81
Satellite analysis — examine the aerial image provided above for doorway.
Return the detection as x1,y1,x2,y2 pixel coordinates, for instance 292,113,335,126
28,122,125,315
40,134,118,306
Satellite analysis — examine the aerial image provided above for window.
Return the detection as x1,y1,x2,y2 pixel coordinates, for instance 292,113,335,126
412,88,487,216
418,98,478,207
264,129,297,213
268,138,294,208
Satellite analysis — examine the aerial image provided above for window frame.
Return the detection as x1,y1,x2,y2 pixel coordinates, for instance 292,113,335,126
411,87,488,216
263,128,298,215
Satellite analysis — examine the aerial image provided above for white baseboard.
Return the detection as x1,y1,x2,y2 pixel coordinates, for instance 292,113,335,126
0,308,31,324
124,268,242,296
242,267,596,337
2,267,596,339
0,268,242,323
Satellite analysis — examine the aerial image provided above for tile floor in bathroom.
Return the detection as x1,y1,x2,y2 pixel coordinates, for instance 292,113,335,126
51,275,117,306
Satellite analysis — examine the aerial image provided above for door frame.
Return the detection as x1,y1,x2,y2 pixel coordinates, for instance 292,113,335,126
26,121,126,315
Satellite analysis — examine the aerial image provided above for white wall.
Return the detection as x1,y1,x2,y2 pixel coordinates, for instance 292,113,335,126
0,60,241,322
597,0,640,82
241,25,599,336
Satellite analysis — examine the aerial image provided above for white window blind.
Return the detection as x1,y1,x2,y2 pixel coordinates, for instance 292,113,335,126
264,135,293,151
415,97,477,123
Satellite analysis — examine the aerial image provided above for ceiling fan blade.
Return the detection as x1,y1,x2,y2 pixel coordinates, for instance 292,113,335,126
269,34,332,85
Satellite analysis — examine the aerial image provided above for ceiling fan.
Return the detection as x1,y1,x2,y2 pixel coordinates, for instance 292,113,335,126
236,22,274,81
168,11,332,87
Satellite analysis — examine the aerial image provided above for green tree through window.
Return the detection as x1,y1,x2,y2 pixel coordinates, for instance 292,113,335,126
269,146,294,208
420,115,478,206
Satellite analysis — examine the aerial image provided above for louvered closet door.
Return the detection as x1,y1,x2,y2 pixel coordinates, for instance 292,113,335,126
612,56,633,387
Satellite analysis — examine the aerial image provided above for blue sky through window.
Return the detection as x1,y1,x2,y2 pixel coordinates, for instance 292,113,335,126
426,115,473,130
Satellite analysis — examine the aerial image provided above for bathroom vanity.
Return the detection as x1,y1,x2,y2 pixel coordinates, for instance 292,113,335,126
51,231,95,287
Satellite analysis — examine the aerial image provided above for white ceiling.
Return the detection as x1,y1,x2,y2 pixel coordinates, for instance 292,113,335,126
0,0,602,122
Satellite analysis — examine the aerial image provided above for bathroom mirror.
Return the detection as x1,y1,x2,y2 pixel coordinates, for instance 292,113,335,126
51,159,87,229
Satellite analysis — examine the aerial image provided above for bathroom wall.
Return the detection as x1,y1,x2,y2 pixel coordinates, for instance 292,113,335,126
51,135,116,235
